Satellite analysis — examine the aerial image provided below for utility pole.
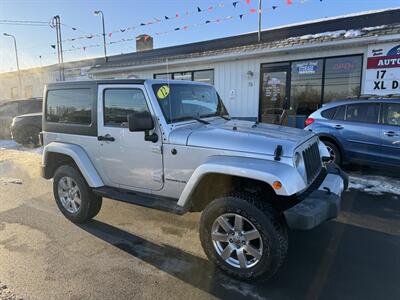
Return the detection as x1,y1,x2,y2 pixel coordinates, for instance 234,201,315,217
51,15,65,81
3,33,22,98
258,0,262,43
94,10,107,62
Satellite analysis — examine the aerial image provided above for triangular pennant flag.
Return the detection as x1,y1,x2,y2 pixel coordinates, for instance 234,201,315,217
51,45,56,49
140,23,146,26
197,6,202,12
239,14,244,19
72,27,77,30
205,20,211,24
183,25,189,30
219,3,224,7
287,0,293,4
120,29,126,32
232,1,239,7
208,6,213,10
108,32,112,37
165,16,169,20
175,13,179,18
86,35,93,39
272,5,277,9
250,8,257,13
174,27,180,31
246,0,251,4
83,47,86,51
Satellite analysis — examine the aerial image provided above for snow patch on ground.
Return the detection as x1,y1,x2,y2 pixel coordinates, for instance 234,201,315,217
349,174,400,196
0,140,42,154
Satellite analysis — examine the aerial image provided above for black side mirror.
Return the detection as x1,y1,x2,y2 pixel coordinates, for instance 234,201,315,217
128,111,154,132
128,112,158,142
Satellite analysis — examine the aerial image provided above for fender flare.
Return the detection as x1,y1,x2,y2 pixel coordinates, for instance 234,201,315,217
177,155,307,208
43,142,104,187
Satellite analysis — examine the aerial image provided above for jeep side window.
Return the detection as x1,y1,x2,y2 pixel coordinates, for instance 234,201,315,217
104,89,149,127
46,89,92,125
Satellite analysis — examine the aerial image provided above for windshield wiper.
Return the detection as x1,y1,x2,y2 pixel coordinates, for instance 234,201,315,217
171,116,210,124
189,116,210,124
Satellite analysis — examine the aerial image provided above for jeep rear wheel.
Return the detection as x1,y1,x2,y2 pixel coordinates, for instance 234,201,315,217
53,165,102,223
199,193,288,281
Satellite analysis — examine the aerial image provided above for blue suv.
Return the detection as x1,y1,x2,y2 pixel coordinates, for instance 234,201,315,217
304,98,400,168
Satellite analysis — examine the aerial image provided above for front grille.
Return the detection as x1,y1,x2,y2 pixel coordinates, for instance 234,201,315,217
303,142,322,184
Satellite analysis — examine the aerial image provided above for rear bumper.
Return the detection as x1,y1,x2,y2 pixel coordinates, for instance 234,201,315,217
284,164,347,230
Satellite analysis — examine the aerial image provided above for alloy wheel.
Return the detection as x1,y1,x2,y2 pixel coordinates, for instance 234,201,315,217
57,176,82,213
211,213,263,269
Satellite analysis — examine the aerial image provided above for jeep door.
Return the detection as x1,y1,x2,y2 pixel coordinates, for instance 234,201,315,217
97,85,163,191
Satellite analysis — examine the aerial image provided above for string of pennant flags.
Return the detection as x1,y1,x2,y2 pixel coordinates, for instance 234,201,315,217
60,0,253,43
59,0,315,53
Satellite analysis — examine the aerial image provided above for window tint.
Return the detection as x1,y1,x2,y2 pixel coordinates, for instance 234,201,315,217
291,59,323,116
345,103,379,124
46,89,92,124
323,56,362,103
382,103,400,126
321,107,337,119
104,89,149,127
333,105,346,120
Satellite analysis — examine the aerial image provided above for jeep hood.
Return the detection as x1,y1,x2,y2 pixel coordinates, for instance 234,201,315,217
168,119,315,157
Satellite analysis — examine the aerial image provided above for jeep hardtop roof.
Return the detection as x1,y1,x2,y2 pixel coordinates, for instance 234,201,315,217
46,78,211,89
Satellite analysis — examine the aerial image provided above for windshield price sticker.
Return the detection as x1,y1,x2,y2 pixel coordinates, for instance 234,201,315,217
157,85,170,99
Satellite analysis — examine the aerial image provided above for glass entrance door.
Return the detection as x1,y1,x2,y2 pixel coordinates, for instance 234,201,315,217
260,64,290,125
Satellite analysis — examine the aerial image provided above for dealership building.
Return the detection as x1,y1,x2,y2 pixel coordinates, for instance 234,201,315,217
1,8,400,127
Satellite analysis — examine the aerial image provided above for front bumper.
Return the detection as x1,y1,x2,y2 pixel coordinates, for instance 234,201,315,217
284,164,348,230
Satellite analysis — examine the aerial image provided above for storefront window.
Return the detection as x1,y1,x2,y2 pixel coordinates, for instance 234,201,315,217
193,70,214,84
154,70,214,84
323,56,362,103
290,59,323,116
173,72,192,81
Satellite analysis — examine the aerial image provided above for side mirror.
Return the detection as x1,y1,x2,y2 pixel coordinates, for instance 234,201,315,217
128,112,158,143
128,111,154,132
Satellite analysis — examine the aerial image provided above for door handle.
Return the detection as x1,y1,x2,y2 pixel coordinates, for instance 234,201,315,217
97,134,115,142
384,131,398,137
334,124,344,130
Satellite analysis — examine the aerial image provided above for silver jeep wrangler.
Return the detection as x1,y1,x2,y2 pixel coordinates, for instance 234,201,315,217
41,79,348,280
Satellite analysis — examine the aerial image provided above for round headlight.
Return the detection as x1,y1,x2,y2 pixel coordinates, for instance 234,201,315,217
294,152,306,178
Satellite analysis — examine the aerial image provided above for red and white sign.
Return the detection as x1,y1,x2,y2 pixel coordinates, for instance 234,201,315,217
365,43,400,95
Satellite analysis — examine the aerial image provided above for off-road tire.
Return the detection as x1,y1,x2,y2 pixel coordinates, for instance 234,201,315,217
53,165,102,223
199,193,288,281
323,141,342,165
13,125,40,147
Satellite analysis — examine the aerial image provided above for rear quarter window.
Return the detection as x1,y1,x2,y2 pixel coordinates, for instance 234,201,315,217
321,107,337,119
46,89,92,125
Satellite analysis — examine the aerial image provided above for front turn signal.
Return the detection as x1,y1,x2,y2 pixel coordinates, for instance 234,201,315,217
273,181,282,190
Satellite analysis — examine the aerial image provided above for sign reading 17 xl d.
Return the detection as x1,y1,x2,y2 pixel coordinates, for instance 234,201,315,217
365,43,400,95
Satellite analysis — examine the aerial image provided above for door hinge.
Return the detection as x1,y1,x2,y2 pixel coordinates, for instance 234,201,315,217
152,145,163,154
152,170,164,183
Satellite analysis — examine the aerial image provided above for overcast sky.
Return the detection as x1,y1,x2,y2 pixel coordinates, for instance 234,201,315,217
0,0,399,73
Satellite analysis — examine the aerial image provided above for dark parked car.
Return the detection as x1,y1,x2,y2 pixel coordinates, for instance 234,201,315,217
0,98,42,139
10,112,42,146
304,98,400,169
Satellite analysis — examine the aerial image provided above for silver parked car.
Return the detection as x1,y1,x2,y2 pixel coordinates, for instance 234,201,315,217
41,79,347,281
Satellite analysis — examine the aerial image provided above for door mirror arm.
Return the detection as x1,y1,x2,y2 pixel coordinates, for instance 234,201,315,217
144,130,158,143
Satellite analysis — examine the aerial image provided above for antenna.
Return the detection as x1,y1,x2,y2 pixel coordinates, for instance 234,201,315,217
166,57,172,122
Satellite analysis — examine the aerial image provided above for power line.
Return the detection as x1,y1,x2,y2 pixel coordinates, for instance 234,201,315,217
0,19,49,24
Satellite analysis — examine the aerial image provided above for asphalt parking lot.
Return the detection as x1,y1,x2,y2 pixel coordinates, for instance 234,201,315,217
0,143,399,300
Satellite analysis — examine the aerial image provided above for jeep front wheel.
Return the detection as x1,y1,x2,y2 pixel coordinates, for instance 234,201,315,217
53,165,102,223
199,194,288,280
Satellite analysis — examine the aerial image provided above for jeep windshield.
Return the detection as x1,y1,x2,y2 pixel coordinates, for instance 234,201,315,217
152,83,229,124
